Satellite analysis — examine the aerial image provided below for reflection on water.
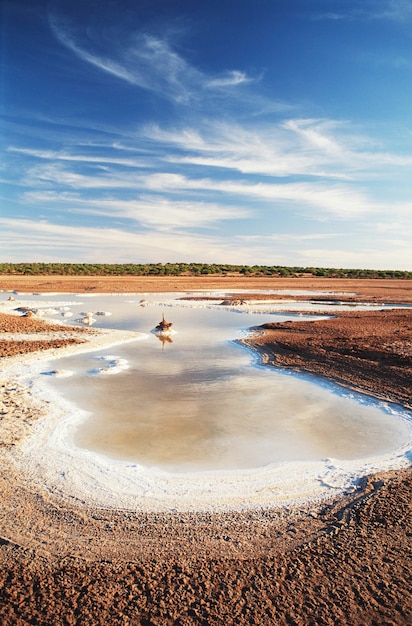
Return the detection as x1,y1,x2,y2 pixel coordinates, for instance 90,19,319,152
43,294,412,473
155,333,174,348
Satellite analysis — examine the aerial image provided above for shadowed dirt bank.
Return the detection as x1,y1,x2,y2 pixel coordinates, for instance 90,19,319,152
0,276,411,624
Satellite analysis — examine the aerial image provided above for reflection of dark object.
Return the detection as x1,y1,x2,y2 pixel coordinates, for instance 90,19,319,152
155,314,173,332
156,333,173,348
153,314,174,349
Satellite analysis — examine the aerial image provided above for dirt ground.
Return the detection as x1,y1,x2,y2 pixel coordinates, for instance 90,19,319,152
0,312,92,358
0,276,411,625
0,467,410,625
1,273,412,301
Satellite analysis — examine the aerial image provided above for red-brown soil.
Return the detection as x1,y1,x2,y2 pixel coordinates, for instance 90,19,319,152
0,468,410,625
0,276,411,625
0,312,72,334
1,274,412,301
0,312,92,357
0,337,86,357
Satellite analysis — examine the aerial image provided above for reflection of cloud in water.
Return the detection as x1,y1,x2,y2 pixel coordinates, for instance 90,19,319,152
73,354,410,472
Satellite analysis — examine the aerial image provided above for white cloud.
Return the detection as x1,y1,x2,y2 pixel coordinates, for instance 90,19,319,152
11,117,412,202
23,162,143,190
371,0,412,21
146,120,340,179
8,112,412,232
375,216,412,234
49,13,255,105
141,172,375,218
23,192,250,230
316,0,412,22
206,71,254,88
18,158,409,226
282,119,345,156
49,14,145,84
237,233,339,243
4,4,411,271
298,246,412,271
0,218,254,264
147,118,412,181
1,217,409,269
7,146,147,169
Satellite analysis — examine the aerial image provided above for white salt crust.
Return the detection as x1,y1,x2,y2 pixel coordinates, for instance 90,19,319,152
1,292,411,513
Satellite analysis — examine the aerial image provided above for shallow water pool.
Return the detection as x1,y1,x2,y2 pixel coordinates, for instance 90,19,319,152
43,293,411,473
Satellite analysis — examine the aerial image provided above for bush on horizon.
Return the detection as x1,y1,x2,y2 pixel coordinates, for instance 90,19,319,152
0,263,410,279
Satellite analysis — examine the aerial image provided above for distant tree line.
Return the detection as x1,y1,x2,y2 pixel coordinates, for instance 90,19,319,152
0,263,410,279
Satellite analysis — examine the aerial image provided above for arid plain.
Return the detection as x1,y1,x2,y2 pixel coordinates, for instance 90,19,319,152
0,275,411,625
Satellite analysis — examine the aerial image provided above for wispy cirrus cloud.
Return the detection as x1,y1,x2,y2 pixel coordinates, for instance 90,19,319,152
4,1,412,270
238,233,339,243
146,118,412,181
9,128,410,228
146,119,350,179
23,191,250,231
297,245,412,271
0,217,261,264
23,162,139,190
365,0,412,21
48,12,256,105
7,109,412,233
206,71,254,89
21,164,374,222
7,146,148,169
2,215,410,269
141,172,377,218
316,0,412,22
12,117,412,188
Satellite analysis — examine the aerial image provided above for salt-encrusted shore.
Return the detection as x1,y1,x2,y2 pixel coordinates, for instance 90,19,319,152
0,276,411,625
1,299,410,516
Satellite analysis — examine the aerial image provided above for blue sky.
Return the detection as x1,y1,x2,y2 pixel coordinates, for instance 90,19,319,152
1,0,412,269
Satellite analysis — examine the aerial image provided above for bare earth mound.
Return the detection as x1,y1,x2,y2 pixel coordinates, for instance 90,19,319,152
0,276,411,624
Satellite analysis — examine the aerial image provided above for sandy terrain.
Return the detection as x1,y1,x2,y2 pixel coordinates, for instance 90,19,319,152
0,276,411,625
0,273,412,300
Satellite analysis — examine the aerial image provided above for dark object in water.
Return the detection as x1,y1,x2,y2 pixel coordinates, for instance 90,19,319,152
155,314,173,332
